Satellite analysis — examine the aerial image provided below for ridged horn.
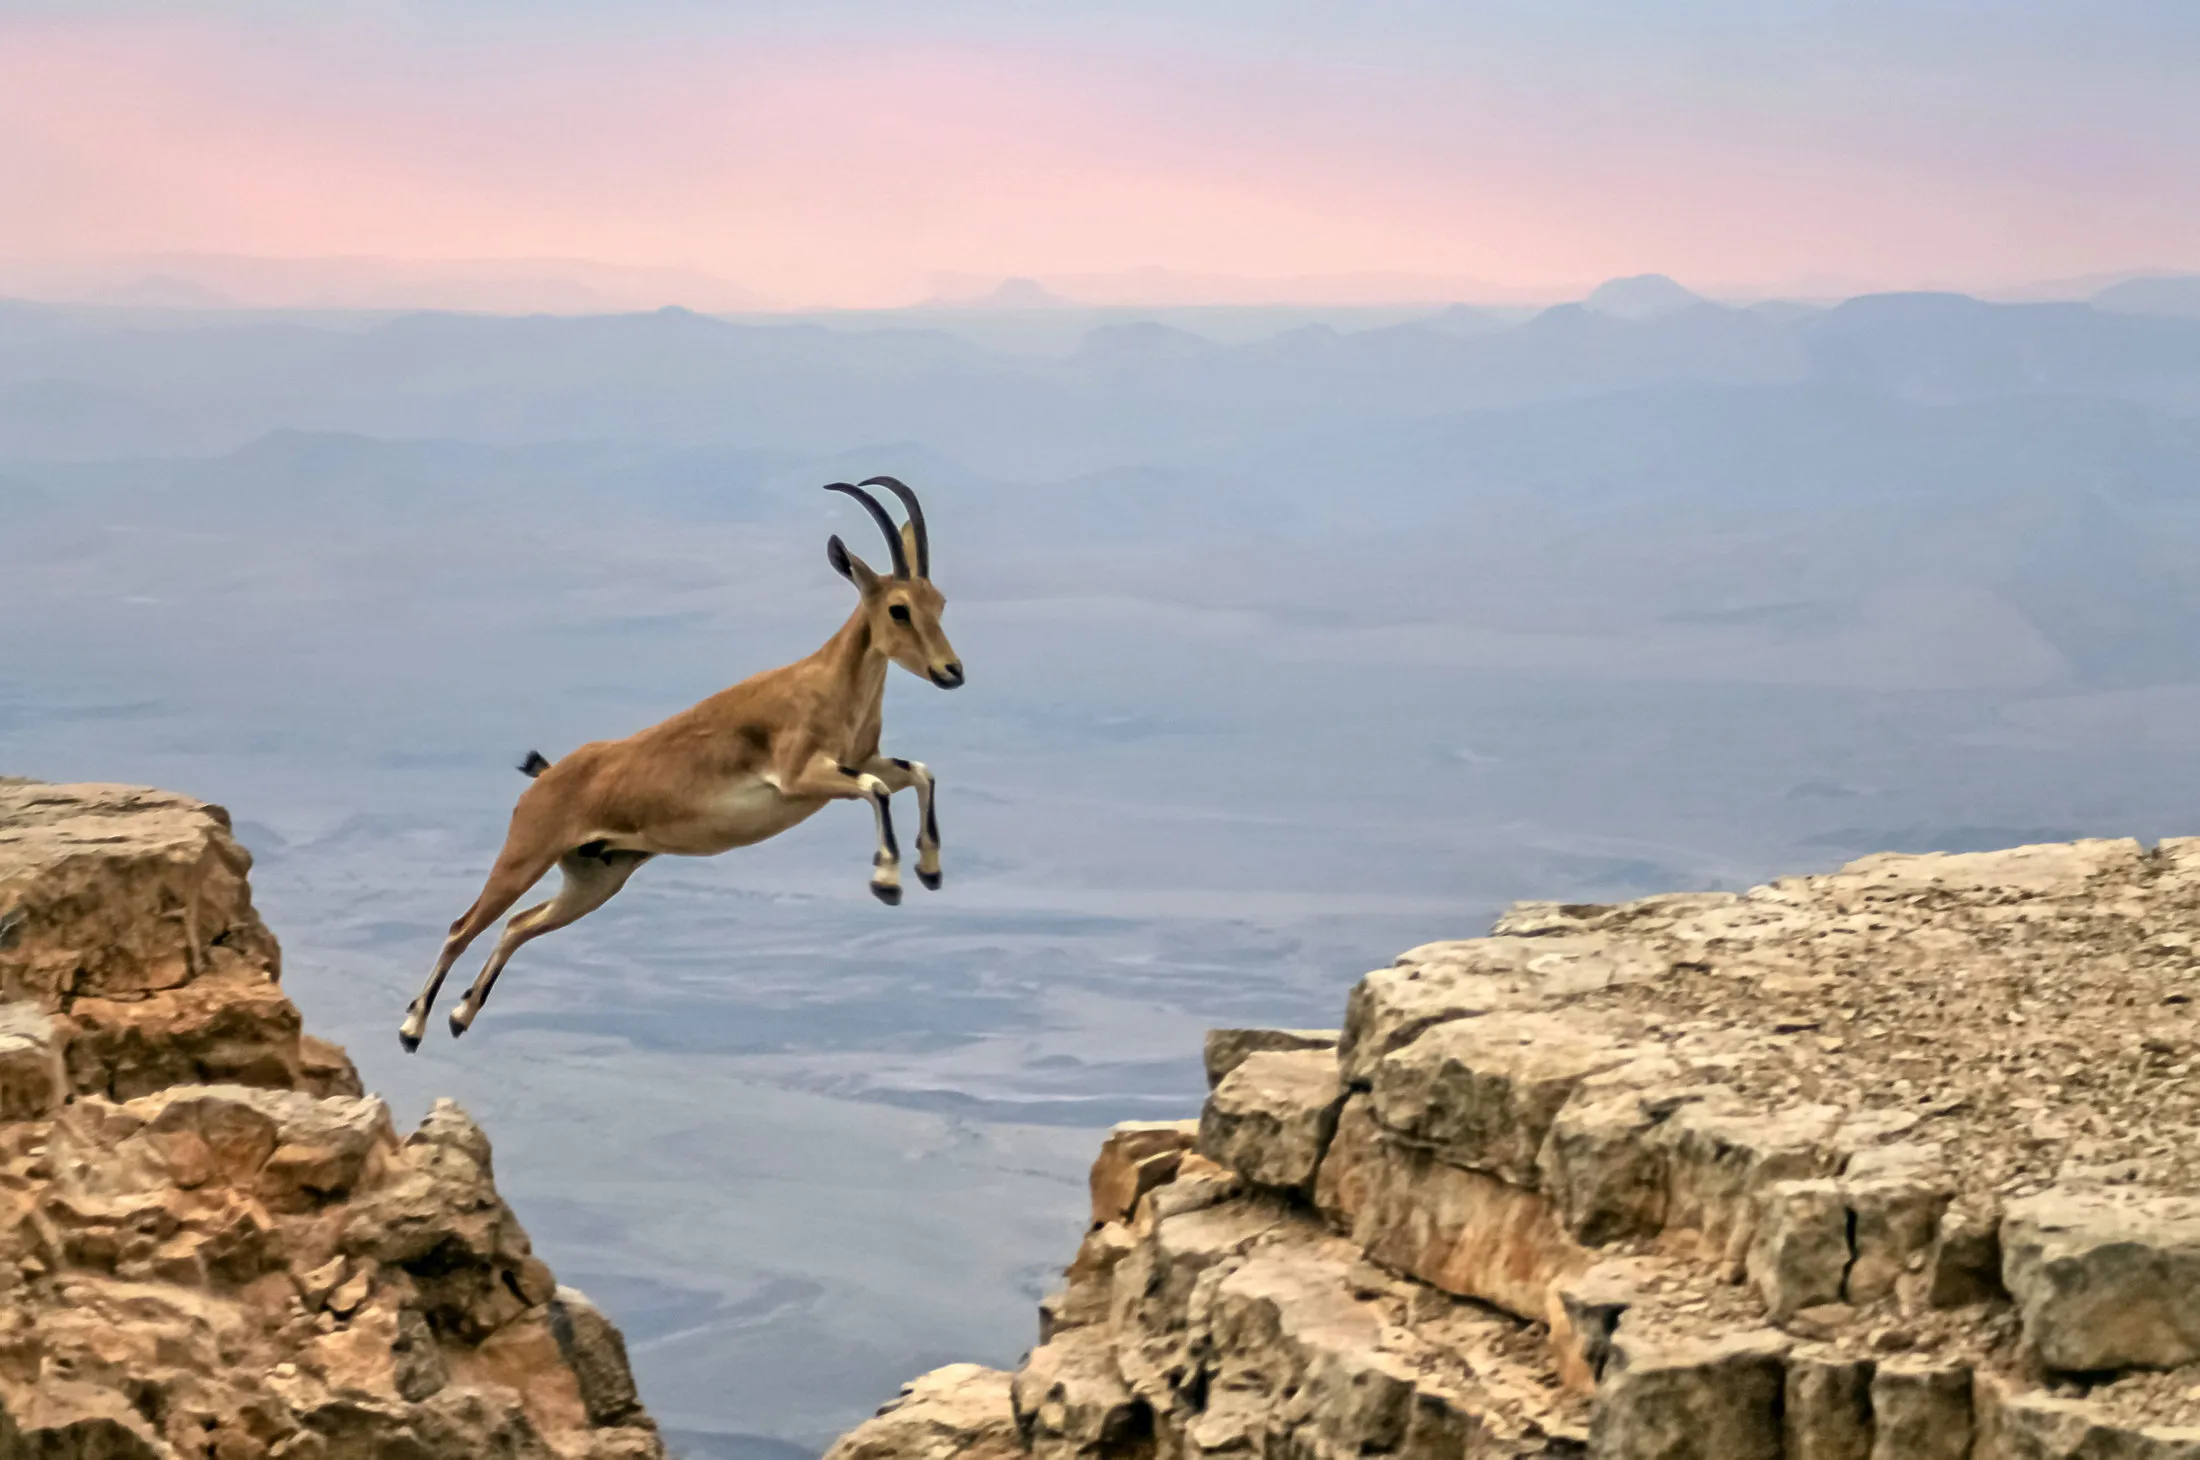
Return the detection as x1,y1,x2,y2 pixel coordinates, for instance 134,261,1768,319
822,482,909,578
860,475,929,578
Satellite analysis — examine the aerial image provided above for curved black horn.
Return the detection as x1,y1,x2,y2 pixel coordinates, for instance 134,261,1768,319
822,482,909,578
861,475,929,578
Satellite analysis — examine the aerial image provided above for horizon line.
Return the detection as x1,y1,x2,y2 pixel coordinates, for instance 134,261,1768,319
4,252,2196,318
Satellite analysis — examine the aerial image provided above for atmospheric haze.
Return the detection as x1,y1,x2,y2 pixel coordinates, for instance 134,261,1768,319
10,281,2200,1453
7,4,2200,1457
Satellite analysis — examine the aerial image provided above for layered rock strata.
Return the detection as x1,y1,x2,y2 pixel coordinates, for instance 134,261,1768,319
830,837,2200,1459
0,779,663,1459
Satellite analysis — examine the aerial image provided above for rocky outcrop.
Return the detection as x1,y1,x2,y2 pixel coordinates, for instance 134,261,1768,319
0,779,664,1459
830,836,2200,1458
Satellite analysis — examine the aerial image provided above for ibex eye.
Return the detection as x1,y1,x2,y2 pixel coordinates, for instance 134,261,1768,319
889,604,912,623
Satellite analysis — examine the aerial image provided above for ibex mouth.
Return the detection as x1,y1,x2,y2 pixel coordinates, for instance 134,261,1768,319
929,665,965,689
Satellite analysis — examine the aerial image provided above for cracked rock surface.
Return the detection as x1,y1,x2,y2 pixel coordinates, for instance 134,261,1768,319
830,836,2200,1458
0,779,664,1459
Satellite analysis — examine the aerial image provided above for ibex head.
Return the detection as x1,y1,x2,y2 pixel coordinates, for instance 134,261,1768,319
825,477,964,689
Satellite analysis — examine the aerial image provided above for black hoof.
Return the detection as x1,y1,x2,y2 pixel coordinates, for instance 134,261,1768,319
398,1029,422,1054
917,869,942,891
448,1013,469,1039
871,881,903,906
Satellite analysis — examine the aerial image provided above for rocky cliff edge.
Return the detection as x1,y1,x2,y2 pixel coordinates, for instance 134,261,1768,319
831,836,2200,1459
0,779,664,1460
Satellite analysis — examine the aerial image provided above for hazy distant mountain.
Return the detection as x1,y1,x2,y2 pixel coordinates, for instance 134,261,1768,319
7,289,2200,469
1801,292,2200,400
98,274,234,309
930,276,1077,310
1027,265,1542,307
1421,303,1506,336
1583,273,1708,320
1074,320,1220,364
2093,274,2200,319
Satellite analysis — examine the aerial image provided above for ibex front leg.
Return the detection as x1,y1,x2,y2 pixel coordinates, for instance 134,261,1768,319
778,753,906,905
861,755,941,890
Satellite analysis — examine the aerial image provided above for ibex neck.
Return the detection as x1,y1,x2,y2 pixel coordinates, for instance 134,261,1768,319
820,602,889,711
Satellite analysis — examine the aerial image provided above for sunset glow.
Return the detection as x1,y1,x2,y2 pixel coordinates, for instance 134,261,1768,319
6,4,2199,307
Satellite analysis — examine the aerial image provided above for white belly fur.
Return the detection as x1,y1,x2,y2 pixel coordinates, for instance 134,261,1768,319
609,774,825,856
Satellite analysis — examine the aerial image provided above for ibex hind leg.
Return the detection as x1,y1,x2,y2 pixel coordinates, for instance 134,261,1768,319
449,846,651,1038
400,843,561,1052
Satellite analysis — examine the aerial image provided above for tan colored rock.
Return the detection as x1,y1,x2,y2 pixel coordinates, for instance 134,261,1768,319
824,1364,1023,1460
1367,1009,1634,1187
0,781,664,1460
1196,1047,1343,1193
327,1263,374,1317
299,1252,348,1308
0,1001,65,1119
65,960,304,1099
1202,1027,1338,1088
1316,1094,1589,1321
1043,1221,1137,1342
1926,1200,2005,1309
1490,892,1744,940
0,781,280,1004
45,1083,395,1215
1742,1161,1953,1316
1011,1326,1142,1459
1656,1097,1844,1272
1105,1194,1283,1409
1338,933,1662,1085
345,1099,554,1342
1591,1328,1789,1460
1975,1373,2200,1459
452,1303,608,1444
1784,1352,1873,1460
299,1033,364,1099
1140,1150,1239,1224
1548,1259,1651,1392
551,1286,647,1428
1869,1358,1972,1460
0,1377,169,1458
1747,1180,1849,1321
1845,1174,1951,1306
833,830,2200,1458
301,1294,442,1401
1091,1183,1586,1458
1086,1119,1198,1226
2002,1187,2200,1372
1200,1242,1424,1458
1535,1056,1693,1244
1844,837,2146,896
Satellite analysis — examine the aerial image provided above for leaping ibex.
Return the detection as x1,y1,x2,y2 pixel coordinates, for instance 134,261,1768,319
399,477,963,1051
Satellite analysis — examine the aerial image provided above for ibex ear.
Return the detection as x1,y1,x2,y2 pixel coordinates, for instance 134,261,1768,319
827,535,880,590
900,520,923,577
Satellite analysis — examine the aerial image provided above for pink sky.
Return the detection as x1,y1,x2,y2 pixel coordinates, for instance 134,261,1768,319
6,9,2198,308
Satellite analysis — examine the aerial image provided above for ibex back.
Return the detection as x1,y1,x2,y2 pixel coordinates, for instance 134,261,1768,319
399,477,962,1050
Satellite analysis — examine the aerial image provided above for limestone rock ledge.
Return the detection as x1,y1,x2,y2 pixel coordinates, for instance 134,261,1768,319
830,837,2200,1459
0,779,664,1460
